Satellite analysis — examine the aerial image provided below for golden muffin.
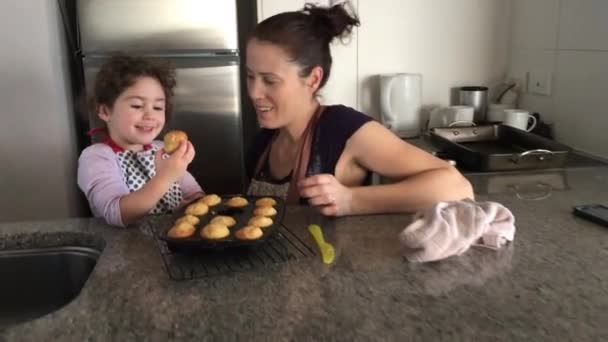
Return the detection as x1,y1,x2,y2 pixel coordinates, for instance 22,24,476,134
163,130,188,154
185,202,209,216
248,216,273,228
210,215,237,227
253,206,277,217
175,214,200,226
167,221,196,238
198,194,221,206
200,223,230,240
234,225,263,240
225,196,249,208
255,197,277,207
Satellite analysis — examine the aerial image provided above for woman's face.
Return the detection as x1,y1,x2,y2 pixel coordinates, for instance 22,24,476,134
246,38,318,129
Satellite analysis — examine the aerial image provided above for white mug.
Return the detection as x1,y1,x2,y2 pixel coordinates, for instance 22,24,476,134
503,109,537,132
428,105,475,129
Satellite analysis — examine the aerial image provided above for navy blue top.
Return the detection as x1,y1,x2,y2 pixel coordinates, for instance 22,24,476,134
246,105,375,184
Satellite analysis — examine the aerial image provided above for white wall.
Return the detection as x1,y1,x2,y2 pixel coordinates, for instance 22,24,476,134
508,0,608,158
0,1,82,222
258,0,513,124
258,0,359,109
358,0,512,121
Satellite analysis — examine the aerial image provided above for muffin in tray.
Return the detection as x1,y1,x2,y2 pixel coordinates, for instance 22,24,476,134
200,223,230,240
160,195,284,249
225,196,249,208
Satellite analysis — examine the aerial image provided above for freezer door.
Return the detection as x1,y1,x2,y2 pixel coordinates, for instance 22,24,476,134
83,56,246,194
77,0,238,53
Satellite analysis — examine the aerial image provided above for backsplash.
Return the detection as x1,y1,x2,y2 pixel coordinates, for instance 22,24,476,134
508,0,608,158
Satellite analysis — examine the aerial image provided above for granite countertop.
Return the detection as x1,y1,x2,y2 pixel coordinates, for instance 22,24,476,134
1,167,608,341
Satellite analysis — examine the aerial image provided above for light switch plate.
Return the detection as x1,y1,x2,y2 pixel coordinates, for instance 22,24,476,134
527,70,552,96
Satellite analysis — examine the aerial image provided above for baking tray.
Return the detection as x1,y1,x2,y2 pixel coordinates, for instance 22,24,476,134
158,195,285,252
429,124,571,171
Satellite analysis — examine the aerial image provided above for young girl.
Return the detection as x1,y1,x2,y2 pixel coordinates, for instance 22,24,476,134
77,55,203,227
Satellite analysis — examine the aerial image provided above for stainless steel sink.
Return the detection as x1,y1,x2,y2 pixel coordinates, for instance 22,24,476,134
0,246,100,328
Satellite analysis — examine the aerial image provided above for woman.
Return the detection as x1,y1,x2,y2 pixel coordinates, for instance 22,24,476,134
245,3,473,216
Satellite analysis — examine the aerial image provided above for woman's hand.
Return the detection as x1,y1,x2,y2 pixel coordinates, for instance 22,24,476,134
298,174,353,216
155,141,195,184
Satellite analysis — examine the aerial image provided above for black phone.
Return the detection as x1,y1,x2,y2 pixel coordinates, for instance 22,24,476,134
573,204,608,228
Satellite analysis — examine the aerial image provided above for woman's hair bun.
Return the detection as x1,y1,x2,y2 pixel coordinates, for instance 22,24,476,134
304,2,360,43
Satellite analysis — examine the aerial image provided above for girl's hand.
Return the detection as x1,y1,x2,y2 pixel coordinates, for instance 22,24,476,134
155,141,195,184
298,174,353,216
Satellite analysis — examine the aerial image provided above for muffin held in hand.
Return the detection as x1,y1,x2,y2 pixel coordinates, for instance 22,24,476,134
163,130,188,154
200,223,230,240
253,206,277,217
210,215,236,227
255,197,277,207
167,221,196,238
185,202,209,216
248,216,273,228
198,194,221,207
225,196,249,208
234,225,263,240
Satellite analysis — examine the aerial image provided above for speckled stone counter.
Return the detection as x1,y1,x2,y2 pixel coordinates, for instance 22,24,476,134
1,167,608,341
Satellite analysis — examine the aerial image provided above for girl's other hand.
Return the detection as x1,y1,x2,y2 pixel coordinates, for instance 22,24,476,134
155,141,196,184
298,174,353,216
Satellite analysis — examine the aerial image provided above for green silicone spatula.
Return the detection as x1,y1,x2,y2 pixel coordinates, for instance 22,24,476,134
308,224,335,265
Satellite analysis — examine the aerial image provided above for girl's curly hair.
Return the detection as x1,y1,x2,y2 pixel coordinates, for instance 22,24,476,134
89,55,177,124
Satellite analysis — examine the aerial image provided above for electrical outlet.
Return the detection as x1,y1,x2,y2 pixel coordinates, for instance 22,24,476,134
527,71,552,96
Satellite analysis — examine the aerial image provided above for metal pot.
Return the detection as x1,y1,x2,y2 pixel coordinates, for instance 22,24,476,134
459,86,488,122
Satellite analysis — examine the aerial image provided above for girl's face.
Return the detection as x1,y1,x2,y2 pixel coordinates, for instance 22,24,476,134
246,38,319,129
98,76,166,151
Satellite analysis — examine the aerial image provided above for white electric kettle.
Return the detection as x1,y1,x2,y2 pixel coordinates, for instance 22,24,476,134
379,73,422,138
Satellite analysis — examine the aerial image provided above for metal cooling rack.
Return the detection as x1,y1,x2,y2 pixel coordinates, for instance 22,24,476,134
149,223,316,280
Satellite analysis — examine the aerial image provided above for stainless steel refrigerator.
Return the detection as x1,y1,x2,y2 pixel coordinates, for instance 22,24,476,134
75,0,252,195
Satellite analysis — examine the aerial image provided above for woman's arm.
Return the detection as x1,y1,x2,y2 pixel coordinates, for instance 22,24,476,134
299,121,473,216
348,121,473,214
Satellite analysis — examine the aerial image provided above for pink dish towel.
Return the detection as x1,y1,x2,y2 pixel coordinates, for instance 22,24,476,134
400,199,516,263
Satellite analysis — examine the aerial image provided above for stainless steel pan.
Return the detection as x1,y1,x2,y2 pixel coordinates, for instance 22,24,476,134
429,124,571,171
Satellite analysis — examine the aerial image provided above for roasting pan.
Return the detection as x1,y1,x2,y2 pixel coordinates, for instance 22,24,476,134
429,124,571,171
